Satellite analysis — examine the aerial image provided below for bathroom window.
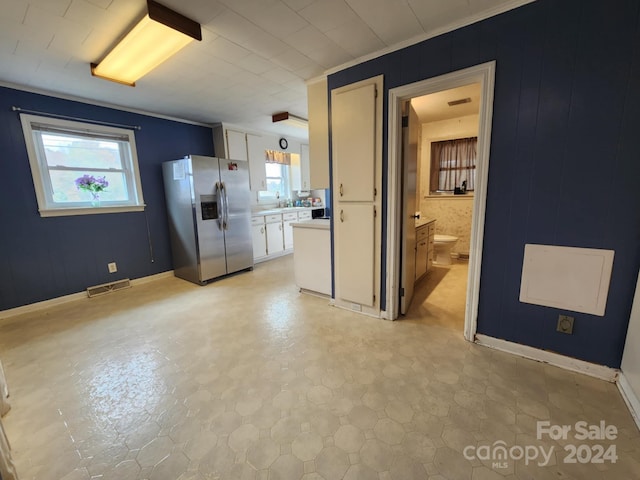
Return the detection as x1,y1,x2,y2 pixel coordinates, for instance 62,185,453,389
430,137,477,192
20,113,145,217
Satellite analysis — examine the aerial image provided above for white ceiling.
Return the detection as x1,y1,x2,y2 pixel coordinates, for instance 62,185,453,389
0,0,531,140
411,83,480,124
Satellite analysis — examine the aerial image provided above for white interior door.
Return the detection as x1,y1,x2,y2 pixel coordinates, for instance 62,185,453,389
400,102,420,314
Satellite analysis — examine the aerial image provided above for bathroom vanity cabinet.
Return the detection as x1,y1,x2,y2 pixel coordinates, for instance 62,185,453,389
415,220,435,280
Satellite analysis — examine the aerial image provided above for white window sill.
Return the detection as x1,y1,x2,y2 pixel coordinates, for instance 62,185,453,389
426,194,474,199
39,204,146,217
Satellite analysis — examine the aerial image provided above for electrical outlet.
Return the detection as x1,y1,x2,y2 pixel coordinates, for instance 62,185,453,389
108,262,117,273
557,314,574,334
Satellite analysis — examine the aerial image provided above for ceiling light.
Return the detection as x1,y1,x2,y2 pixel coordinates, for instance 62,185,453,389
448,98,472,106
272,112,308,129
91,0,201,86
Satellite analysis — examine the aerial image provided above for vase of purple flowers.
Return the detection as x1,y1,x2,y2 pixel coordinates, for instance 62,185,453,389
75,175,108,207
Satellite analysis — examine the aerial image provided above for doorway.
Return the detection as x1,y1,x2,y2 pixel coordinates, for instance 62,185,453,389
386,62,496,342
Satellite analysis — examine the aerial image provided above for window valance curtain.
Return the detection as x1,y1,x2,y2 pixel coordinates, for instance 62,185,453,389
265,149,291,165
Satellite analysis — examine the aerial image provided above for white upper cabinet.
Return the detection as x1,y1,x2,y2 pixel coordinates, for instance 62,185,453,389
332,83,376,202
214,125,266,191
291,145,310,192
246,133,267,191
307,78,330,189
300,144,310,191
290,153,301,192
226,129,248,161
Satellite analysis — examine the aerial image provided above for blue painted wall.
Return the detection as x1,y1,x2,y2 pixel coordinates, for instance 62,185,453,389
0,86,214,311
328,0,640,367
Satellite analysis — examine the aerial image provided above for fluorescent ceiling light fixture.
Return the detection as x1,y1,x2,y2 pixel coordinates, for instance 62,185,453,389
272,112,308,129
91,0,201,86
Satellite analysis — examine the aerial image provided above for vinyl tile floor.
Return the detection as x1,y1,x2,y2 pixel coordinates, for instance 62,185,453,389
1,255,639,480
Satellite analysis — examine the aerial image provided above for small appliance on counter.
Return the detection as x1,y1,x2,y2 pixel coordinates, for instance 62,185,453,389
312,208,331,219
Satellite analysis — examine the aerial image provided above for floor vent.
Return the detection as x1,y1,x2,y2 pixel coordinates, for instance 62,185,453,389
87,278,131,298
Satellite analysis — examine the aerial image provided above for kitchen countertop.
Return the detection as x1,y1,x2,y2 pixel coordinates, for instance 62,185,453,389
252,206,322,216
416,217,437,228
290,219,330,230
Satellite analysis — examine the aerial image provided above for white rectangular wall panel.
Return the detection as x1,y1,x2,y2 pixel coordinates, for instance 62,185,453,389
519,244,614,316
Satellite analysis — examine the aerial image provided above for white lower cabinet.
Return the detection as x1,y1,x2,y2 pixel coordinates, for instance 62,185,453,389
415,221,435,280
251,216,267,260
252,209,315,263
252,224,267,260
415,239,428,280
283,212,297,250
266,221,284,255
335,203,375,307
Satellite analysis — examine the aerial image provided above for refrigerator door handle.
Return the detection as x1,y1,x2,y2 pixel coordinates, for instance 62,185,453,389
215,182,223,230
221,182,228,230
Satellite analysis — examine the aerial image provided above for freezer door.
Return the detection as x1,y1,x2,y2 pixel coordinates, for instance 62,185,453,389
162,158,200,284
219,159,253,273
192,156,228,281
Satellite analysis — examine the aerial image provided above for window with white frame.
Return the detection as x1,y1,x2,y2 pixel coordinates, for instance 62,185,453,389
265,162,290,197
257,150,292,202
20,114,145,217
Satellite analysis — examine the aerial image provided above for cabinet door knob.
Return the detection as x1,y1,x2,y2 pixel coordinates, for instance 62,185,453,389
261,227,264,234
340,209,344,222
339,183,343,196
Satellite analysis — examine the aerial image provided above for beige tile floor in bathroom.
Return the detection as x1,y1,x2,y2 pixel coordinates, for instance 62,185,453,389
1,256,639,480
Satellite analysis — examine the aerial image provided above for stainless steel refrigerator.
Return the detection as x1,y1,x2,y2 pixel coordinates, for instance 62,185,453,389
162,155,253,285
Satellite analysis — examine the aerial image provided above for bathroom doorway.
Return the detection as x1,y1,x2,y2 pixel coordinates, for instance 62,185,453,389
409,84,480,329
386,62,496,341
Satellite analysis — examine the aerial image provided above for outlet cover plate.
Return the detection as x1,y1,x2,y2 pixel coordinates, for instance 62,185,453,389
108,262,117,273
557,315,574,334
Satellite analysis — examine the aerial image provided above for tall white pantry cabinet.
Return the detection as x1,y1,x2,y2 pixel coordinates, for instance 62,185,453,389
331,76,383,315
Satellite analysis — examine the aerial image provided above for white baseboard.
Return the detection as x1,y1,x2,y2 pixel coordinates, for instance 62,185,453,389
0,270,175,320
475,334,619,382
617,373,640,430
332,298,382,319
253,250,292,264
130,271,175,286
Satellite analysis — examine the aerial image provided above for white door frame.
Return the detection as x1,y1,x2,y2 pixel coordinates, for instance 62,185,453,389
385,61,496,342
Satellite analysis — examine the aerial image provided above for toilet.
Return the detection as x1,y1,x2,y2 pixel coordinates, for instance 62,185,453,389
433,234,458,265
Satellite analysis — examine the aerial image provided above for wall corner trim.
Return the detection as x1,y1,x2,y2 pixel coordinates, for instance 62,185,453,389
618,373,640,430
475,334,619,382
0,271,175,321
